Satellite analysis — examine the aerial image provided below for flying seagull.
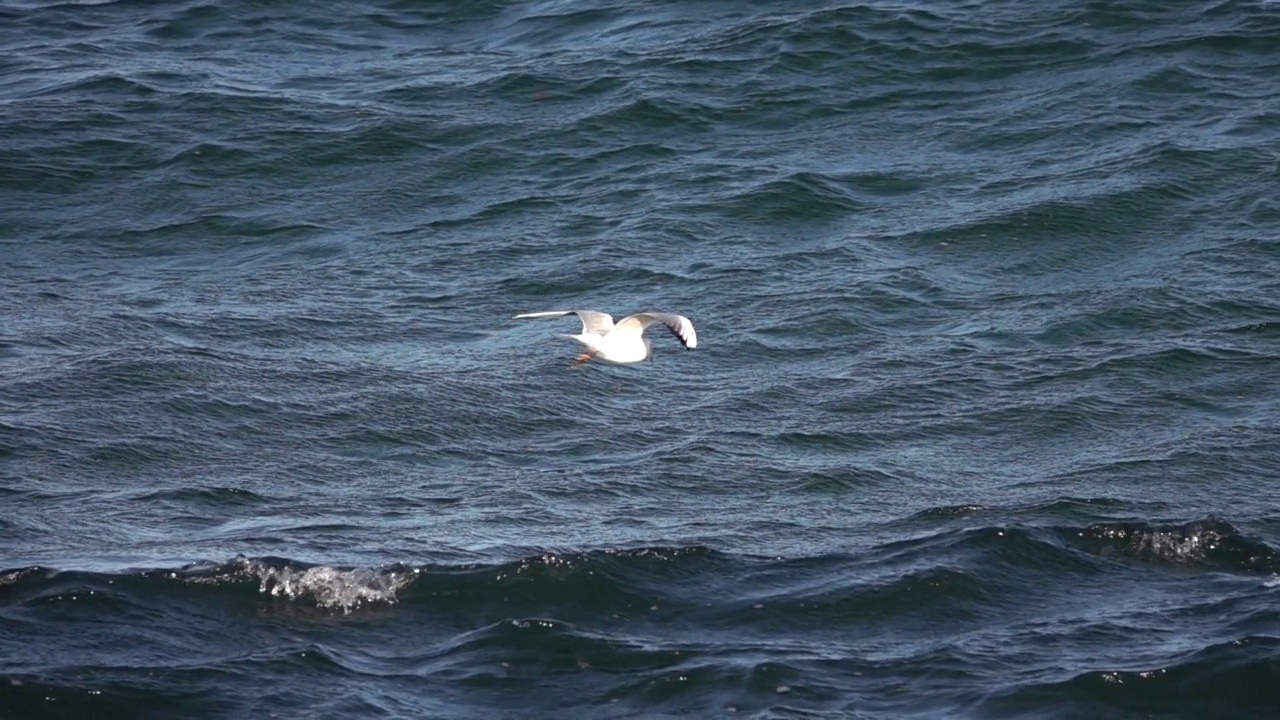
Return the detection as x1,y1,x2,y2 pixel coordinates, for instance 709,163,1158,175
513,310,697,365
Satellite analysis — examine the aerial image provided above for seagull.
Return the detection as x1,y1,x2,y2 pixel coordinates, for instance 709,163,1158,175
513,310,697,365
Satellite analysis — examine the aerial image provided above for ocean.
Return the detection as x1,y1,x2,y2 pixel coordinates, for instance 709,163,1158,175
2,0,1279,717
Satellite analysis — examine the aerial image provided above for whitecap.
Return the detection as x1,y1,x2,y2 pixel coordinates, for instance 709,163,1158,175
240,558,419,613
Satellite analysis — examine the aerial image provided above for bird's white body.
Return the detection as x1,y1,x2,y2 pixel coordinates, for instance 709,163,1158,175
513,310,697,364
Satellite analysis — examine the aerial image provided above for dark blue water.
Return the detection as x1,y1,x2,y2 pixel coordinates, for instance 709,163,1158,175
3,0,1279,717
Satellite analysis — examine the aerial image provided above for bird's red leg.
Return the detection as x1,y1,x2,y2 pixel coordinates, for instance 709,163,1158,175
574,353,591,366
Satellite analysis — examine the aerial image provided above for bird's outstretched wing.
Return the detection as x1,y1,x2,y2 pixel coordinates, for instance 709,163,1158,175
513,310,615,335
613,313,697,349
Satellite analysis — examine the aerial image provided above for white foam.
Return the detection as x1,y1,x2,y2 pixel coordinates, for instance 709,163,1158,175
242,558,419,613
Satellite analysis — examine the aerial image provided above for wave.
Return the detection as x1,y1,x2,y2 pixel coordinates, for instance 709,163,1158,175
0,556,417,614
3,518,1276,717
28,73,159,99
1070,517,1279,571
3,516,1274,615
981,636,1280,719
716,171,872,222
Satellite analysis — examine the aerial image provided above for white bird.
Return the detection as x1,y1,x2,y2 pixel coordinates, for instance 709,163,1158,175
513,310,697,365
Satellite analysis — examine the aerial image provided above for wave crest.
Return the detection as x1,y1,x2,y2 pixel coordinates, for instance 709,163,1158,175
1072,518,1278,571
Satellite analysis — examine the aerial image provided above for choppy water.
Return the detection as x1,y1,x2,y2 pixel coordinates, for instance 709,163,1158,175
3,0,1279,717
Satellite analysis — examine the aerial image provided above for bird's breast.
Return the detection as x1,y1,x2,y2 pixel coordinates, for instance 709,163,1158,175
595,336,649,364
